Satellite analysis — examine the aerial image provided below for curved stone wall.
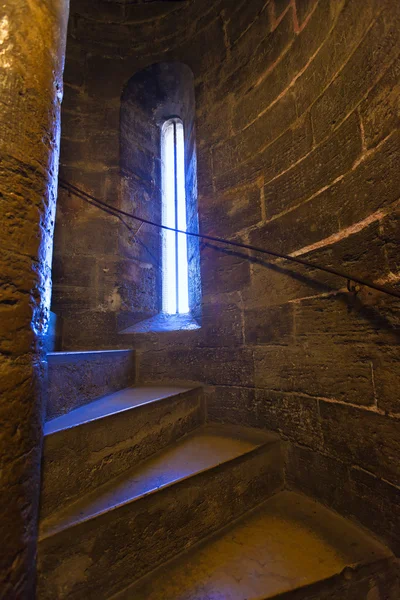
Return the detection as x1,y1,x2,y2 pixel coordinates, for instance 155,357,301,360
0,0,68,594
52,0,400,554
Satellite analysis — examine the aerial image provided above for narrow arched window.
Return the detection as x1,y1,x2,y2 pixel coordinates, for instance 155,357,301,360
161,118,189,314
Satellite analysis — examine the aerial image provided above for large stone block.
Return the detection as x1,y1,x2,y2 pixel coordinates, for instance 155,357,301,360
233,0,340,130
360,54,400,149
252,128,400,255
244,303,294,345
248,200,339,255
305,216,389,282
286,444,351,515
255,389,323,449
382,205,400,276
254,343,375,405
287,443,400,555
338,129,400,228
219,7,291,102
60,311,119,351
370,346,400,414
295,293,399,346
294,0,378,116
206,386,259,426
46,349,136,420
241,251,341,309
263,113,362,219
199,184,262,238
348,466,400,554
319,401,400,487
195,301,244,348
295,0,319,26
226,0,269,48
140,346,255,388
181,17,227,78
201,244,251,296
312,9,400,143
213,91,297,175
214,112,313,191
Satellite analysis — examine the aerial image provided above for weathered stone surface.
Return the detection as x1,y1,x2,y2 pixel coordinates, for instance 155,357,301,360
233,0,341,130
36,4,400,596
295,0,318,26
248,195,340,255
287,443,400,554
214,112,313,191
140,346,255,388
41,387,204,520
319,401,400,487
373,346,400,414
254,389,323,449
213,91,297,175
205,385,259,426
312,8,400,143
294,0,379,116
219,7,291,102
295,294,399,345
38,427,283,599
360,54,400,149
245,303,294,345
0,1,68,596
382,207,400,276
286,444,351,515
201,244,251,296
263,113,362,219
205,384,323,454
46,349,136,420
199,184,262,238
242,256,342,309
61,310,119,351
348,466,400,554
254,344,375,405
121,490,397,600
226,0,268,48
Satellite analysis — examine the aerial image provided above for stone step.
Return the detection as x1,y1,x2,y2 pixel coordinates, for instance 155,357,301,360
46,349,136,420
115,490,396,600
40,386,204,520
37,425,283,600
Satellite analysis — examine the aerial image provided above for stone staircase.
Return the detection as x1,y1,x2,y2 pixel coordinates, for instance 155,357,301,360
37,349,397,600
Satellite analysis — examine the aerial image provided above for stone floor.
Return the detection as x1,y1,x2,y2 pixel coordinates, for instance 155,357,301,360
117,491,393,600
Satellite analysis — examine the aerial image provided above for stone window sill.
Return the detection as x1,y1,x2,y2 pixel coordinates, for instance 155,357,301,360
119,313,200,334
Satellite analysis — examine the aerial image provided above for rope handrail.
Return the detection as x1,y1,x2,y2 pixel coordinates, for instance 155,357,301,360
58,178,400,300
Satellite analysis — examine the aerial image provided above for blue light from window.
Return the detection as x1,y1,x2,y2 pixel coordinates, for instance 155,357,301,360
161,118,189,314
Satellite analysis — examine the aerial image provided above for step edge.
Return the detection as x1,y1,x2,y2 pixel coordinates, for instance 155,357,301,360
109,492,394,600
47,349,135,365
44,386,203,436
262,555,397,600
114,552,395,600
39,436,280,541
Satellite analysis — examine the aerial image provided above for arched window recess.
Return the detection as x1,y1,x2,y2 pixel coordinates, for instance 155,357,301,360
119,62,201,333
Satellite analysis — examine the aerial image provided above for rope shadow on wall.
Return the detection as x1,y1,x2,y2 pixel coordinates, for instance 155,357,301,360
59,179,400,313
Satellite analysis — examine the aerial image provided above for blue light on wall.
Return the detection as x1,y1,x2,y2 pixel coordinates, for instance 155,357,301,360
161,118,189,315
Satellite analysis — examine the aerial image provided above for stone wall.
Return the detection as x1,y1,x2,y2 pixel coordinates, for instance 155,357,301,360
53,0,400,555
0,0,68,596
52,0,209,345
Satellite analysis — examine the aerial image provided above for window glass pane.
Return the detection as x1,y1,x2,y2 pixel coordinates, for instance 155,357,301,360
176,121,189,314
161,118,189,315
161,121,177,314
